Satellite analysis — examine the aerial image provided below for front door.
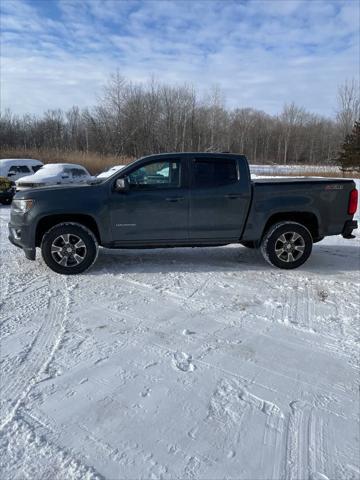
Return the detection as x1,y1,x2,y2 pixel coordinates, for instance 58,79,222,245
110,158,189,244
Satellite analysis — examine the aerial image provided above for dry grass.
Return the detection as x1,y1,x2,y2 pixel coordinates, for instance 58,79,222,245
1,148,359,178
0,148,133,175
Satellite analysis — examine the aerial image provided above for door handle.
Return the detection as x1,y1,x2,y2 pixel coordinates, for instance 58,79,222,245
165,196,184,202
225,194,243,199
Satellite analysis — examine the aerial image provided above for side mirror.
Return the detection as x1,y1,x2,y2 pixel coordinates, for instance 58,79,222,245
115,177,129,192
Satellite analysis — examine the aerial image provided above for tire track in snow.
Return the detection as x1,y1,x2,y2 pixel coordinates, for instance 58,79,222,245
261,410,285,480
0,291,50,340
0,277,71,431
0,273,47,307
0,414,104,480
0,276,49,336
276,282,315,332
285,401,331,480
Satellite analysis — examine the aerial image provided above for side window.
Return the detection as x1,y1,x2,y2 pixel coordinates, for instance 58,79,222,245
193,158,238,188
8,165,30,174
71,168,87,177
127,160,181,189
8,166,18,174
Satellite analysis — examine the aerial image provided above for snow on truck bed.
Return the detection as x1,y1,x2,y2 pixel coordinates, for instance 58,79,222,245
0,181,359,480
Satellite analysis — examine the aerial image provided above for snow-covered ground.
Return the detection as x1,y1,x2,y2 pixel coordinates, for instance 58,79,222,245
1,181,359,480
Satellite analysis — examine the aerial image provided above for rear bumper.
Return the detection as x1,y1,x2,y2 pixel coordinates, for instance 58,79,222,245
342,220,358,239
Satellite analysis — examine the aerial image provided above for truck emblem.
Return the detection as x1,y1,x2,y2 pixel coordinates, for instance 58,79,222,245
325,184,343,190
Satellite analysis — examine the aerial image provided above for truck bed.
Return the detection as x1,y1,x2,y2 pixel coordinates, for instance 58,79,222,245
242,177,356,242
252,177,353,184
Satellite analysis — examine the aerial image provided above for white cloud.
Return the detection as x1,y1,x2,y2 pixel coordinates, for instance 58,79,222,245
1,0,359,117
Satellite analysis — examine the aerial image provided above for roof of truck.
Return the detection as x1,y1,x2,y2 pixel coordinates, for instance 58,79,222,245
140,152,247,159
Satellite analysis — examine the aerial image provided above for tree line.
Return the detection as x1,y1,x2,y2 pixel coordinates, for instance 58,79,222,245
1,75,359,166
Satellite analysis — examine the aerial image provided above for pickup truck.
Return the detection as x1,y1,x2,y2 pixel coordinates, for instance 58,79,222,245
8,153,358,274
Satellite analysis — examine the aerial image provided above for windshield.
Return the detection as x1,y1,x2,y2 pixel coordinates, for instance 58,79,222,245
37,164,66,174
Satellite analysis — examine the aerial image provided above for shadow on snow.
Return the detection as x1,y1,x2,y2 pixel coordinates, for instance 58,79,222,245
88,243,360,275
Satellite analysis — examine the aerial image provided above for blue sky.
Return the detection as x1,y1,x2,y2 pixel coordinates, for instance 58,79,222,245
1,0,359,117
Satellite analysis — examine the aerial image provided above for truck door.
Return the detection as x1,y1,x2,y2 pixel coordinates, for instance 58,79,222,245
189,156,251,241
109,158,189,243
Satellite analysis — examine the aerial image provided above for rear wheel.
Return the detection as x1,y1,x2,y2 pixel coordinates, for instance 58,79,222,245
41,222,98,274
261,221,313,269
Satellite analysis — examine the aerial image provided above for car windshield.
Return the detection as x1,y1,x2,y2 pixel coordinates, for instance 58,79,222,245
37,164,66,174
97,166,125,178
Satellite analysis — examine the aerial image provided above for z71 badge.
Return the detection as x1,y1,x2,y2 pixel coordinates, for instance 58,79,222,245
325,184,344,190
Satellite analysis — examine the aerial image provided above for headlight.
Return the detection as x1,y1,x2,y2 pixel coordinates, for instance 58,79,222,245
12,199,35,213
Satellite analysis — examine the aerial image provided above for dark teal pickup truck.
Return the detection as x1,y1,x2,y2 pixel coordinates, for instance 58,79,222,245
8,153,358,274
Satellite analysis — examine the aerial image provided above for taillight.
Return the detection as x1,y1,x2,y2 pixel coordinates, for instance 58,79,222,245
348,189,358,215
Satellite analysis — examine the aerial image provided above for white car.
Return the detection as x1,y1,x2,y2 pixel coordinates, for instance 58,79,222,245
15,163,92,191
0,158,43,181
97,165,125,178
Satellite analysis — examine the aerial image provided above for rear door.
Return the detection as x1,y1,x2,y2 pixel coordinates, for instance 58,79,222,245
189,156,251,240
109,157,189,243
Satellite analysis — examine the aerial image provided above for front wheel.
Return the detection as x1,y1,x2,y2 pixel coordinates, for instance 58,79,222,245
261,221,313,269
41,222,99,274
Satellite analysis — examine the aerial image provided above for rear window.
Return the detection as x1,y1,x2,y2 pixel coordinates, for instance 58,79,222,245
193,158,238,188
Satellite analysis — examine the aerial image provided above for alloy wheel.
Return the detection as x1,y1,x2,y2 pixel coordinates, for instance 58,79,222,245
50,233,87,267
274,231,305,263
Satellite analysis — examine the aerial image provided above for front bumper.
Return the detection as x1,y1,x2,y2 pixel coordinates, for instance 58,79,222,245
342,220,358,239
8,224,36,260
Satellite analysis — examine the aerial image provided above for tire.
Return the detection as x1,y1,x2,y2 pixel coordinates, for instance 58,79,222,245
240,241,258,249
261,221,313,269
41,222,99,275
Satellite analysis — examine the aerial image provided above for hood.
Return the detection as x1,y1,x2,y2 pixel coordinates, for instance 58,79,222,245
14,182,99,200
16,175,58,185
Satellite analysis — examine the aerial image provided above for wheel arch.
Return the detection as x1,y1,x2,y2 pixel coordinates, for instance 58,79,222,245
36,214,101,247
262,211,320,241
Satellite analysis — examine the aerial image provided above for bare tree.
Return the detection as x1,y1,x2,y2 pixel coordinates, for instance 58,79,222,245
279,103,306,164
0,74,351,167
336,79,360,138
